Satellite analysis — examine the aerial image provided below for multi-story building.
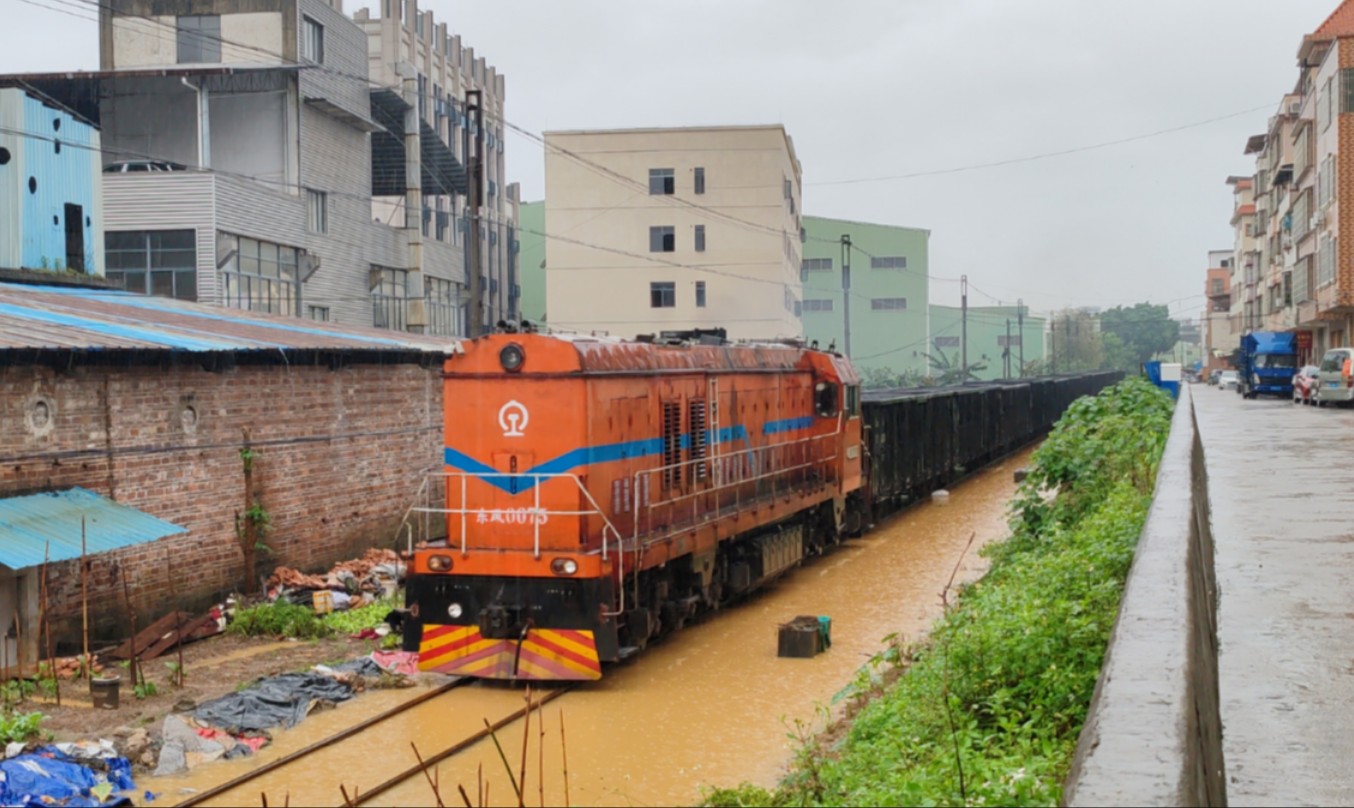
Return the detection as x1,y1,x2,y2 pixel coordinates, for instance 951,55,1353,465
1,0,517,336
799,216,929,379
1204,250,1235,371
354,0,519,330
927,304,1046,381
0,88,104,276
1227,176,1260,334
542,125,803,341
1245,94,1301,335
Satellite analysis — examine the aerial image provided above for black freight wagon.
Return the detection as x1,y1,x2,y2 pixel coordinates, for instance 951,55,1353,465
860,372,1122,521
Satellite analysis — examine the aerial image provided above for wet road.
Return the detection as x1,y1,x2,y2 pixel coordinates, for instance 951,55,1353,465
151,446,1034,807
1193,387,1354,806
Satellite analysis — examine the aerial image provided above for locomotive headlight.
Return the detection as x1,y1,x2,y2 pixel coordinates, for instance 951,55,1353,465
447,603,463,619
551,558,579,576
499,343,526,373
426,554,453,572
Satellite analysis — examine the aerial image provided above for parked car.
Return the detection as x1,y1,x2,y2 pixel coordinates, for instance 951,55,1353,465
1316,348,1354,407
1207,369,1222,386
1218,370,1240,391
1292,365,1321,405
103,160,187,173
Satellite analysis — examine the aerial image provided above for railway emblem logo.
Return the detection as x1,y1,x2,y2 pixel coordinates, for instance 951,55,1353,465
499,400,529,437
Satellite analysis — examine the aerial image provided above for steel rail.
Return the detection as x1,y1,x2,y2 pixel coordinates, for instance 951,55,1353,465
174,677,468,807
349,684,576,806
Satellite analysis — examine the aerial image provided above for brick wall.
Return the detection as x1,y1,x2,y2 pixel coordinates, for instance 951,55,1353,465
0,358,445,647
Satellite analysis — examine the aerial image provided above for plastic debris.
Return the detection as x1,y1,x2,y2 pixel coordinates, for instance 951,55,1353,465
0,746,134,808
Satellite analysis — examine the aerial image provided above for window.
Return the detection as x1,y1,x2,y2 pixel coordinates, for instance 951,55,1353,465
371,266,409,330
488,180,498,197
222,236,299,315
870,256,908,269
1211,278,1224,295
649,226,675,253
302,16,324,63
688,398,708,482
803,299,833,312
308,305,329,322
845,385,860,418
177,15,221,64
695,281,706,308
998,335,1022,347
801,258,833,272
649,168,675,195
650,282,676,308
783,178,792,200
871,297,907,311
662,401,682,489
306,189,327,233
1342,69,1354,114
794,299,802,318
694,167,705,195
935,336,960,348
425,276,460,336
105,230,197,301
1320,76,1333,131
694,225,706,252
1319,235,1337,287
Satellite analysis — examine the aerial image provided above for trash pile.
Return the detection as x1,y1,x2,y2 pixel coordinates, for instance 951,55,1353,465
153,653,419,777
0,744,135,807
265,548,406,612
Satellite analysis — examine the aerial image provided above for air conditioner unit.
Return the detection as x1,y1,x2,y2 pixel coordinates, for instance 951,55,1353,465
1289,102,1302,116
1311,214,1322,230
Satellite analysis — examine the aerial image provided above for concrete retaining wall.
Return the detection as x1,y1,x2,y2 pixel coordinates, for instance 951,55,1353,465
1061,386,1226,806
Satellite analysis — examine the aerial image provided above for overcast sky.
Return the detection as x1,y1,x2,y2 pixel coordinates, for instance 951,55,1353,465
2,0,1341,316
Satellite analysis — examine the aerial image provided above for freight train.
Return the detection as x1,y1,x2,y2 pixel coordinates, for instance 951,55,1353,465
402,329,1120,681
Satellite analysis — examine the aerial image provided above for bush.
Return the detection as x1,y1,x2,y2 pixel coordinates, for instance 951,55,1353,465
228,601,333,640
706,378,1173,807
0,712,44,745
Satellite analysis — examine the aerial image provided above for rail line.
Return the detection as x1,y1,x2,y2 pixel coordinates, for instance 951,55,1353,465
174,678,468,807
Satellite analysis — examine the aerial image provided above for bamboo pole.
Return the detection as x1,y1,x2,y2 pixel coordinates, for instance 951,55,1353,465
538,691,545,808
120,565,139,691
40,540,58,706
560,709,570,808
518,684,531,808
80,515,89,678
166,553,184,687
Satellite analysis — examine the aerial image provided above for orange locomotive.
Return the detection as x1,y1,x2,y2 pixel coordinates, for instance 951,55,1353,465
405,330,864,681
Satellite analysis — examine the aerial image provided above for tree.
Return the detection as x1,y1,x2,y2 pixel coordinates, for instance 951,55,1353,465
1048,309,1105,372
1100,303,1179,372
922,349,988,385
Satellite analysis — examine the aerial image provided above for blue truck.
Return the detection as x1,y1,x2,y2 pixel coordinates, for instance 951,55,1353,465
1238,331,1298,399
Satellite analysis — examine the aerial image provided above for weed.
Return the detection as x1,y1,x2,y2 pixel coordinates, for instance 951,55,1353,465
0,712,44,745
228,601,332,640
133,681,158,700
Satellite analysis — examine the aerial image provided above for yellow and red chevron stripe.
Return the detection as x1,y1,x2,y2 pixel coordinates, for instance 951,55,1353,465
418,624,602,681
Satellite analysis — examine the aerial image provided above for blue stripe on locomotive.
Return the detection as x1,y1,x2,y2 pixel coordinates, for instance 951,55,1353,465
444,416,813,494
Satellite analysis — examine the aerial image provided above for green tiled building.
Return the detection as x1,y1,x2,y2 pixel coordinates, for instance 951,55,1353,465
927,305,1047,381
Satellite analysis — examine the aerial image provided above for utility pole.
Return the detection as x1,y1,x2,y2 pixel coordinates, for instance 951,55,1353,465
1017,298,1025,377
1051,313,1058,374
960,274,968,380
466,89,484,338
1005,319,1012,378
840,235,852,358
400,63,427,333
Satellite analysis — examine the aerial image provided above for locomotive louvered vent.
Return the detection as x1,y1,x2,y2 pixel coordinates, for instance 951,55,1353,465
689,398,709,482
663,401,682,490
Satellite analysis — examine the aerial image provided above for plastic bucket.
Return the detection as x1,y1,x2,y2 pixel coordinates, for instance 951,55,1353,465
90,675,120,710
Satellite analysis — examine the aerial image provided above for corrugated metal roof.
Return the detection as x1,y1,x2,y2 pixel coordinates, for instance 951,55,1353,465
0,487,187,570
0,283,462,354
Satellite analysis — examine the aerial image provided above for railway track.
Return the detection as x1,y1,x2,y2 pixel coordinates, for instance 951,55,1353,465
173,678,573,808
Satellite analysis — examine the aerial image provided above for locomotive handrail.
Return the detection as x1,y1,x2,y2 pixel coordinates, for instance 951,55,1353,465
409,471,623,562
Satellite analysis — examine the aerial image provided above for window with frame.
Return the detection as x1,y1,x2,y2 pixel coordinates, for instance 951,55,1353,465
371,266,409,330
222,236,299,316
871,297,907,311
649,226,675,253
177,15,221,64
425,275,460,336
308,305,329,322
302,16,325,63
803,298,833,312
649,168,675,195
105,230,198,301
801,257,833,272
997,335,1022,347
650,281,676,308
695,280,706,308
1211,278,1224,295
694,225,706,252
1342,69,1354,114
694,167,705,195
306,189,327,233
934,336,960,348
870,256,908,269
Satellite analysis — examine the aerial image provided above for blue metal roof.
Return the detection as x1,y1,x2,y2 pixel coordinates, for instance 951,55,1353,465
0,487,187,570
0,283,462,354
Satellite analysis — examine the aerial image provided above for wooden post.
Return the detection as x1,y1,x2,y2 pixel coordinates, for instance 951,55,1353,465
239,428,259,595
120,565,139,691
40,541,58,706
166,552,184,687
80,515,89,678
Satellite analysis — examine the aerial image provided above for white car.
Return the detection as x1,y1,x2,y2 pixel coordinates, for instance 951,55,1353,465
1218,370,1240,391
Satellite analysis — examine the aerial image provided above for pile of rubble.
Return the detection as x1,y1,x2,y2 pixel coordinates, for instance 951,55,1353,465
265,548,406,612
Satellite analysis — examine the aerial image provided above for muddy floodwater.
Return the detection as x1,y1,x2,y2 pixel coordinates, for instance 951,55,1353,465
150,445,1034,807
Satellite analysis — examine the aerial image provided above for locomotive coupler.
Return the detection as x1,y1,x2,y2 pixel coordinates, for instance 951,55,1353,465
478,603,523,639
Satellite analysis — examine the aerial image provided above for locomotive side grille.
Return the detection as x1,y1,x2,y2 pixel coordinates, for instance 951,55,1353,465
662,400,682,490
689,397,709,482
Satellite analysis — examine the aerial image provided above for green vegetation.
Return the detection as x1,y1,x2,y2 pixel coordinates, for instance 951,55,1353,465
228,592,401,640
0,712,44,745
704,378,1174,807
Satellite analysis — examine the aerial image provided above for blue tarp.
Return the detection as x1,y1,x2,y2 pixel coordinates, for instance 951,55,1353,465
0,747,134,807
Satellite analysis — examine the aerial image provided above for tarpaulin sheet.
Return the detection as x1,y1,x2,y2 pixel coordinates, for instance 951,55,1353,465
193,673,356,734
0,748,134,808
